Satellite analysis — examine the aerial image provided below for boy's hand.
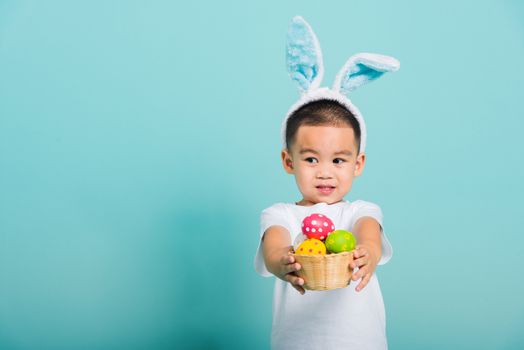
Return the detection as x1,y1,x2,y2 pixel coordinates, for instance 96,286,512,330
279,254,305,295
262,225,306,295
350,244,379,292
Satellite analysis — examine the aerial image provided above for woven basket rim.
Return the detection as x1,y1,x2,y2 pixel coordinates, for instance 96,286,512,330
290,251,353,259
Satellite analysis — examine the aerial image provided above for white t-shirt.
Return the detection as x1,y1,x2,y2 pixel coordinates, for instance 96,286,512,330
254,200,393,350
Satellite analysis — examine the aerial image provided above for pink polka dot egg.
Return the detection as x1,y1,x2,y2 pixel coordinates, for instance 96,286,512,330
301,213,335,240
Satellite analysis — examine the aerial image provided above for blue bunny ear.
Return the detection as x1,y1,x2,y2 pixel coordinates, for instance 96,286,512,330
333,53,400,95
286,16,324,94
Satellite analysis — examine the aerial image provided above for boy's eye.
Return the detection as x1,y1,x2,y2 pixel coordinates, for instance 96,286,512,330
305,157,318,164
333,158,346,164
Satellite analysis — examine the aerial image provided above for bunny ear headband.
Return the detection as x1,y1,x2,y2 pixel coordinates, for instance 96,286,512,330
282,16,400,153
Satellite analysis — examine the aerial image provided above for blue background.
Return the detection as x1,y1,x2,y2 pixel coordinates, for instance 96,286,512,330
1,1,523,349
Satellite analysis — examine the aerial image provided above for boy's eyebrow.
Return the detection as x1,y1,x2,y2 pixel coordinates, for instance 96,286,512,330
334,150,353,156
299,148,353,156
299,148,319,155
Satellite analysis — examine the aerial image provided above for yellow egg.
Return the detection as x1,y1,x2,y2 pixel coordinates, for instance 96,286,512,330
295,238,326,255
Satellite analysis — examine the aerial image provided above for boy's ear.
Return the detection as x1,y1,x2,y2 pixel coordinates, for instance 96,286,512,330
354,153,366,177
281,149,295,174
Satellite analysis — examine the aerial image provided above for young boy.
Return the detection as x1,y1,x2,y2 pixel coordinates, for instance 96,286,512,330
254,16,399,349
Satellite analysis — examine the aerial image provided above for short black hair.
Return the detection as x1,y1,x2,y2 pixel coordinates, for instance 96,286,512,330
285,99,361,152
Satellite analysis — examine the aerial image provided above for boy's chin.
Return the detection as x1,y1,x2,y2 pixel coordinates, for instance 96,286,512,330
298,196,344,206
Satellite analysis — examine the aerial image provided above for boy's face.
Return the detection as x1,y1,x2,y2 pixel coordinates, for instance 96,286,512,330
282,125,365,206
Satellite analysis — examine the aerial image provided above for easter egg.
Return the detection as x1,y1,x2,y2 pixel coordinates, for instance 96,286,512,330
325,230,356,253
295,238,326,256
293,233,308,251
302,213,335,240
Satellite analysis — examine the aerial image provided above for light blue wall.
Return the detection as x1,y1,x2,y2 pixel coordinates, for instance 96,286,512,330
1,1,523,349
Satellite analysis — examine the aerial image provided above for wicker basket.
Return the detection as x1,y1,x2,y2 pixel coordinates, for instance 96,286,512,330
291,251,353,291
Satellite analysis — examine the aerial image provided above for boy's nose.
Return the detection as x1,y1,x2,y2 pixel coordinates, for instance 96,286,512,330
315,168,333,179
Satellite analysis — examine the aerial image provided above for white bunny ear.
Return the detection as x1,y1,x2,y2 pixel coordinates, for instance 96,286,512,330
333,53,400,95
286,16,324,94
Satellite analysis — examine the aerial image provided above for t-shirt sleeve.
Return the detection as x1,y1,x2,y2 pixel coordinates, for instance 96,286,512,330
254,204,292,277
351,201,393,265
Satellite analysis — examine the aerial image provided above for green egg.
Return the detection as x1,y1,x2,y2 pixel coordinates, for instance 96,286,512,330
325,230,356,253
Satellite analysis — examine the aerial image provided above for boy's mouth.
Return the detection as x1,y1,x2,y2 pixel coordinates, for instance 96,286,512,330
316,185,335,195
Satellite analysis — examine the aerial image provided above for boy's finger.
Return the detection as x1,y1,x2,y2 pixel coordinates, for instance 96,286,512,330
285,262,301,273
282,255,295,265
356,273,371,292
292,284,306,295
353,247,368,259
351,256,368,269
352,266,367,281
285,274,304,287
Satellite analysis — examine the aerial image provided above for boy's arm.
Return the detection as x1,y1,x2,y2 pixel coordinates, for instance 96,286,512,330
350,216,382,292
262,225,306,295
